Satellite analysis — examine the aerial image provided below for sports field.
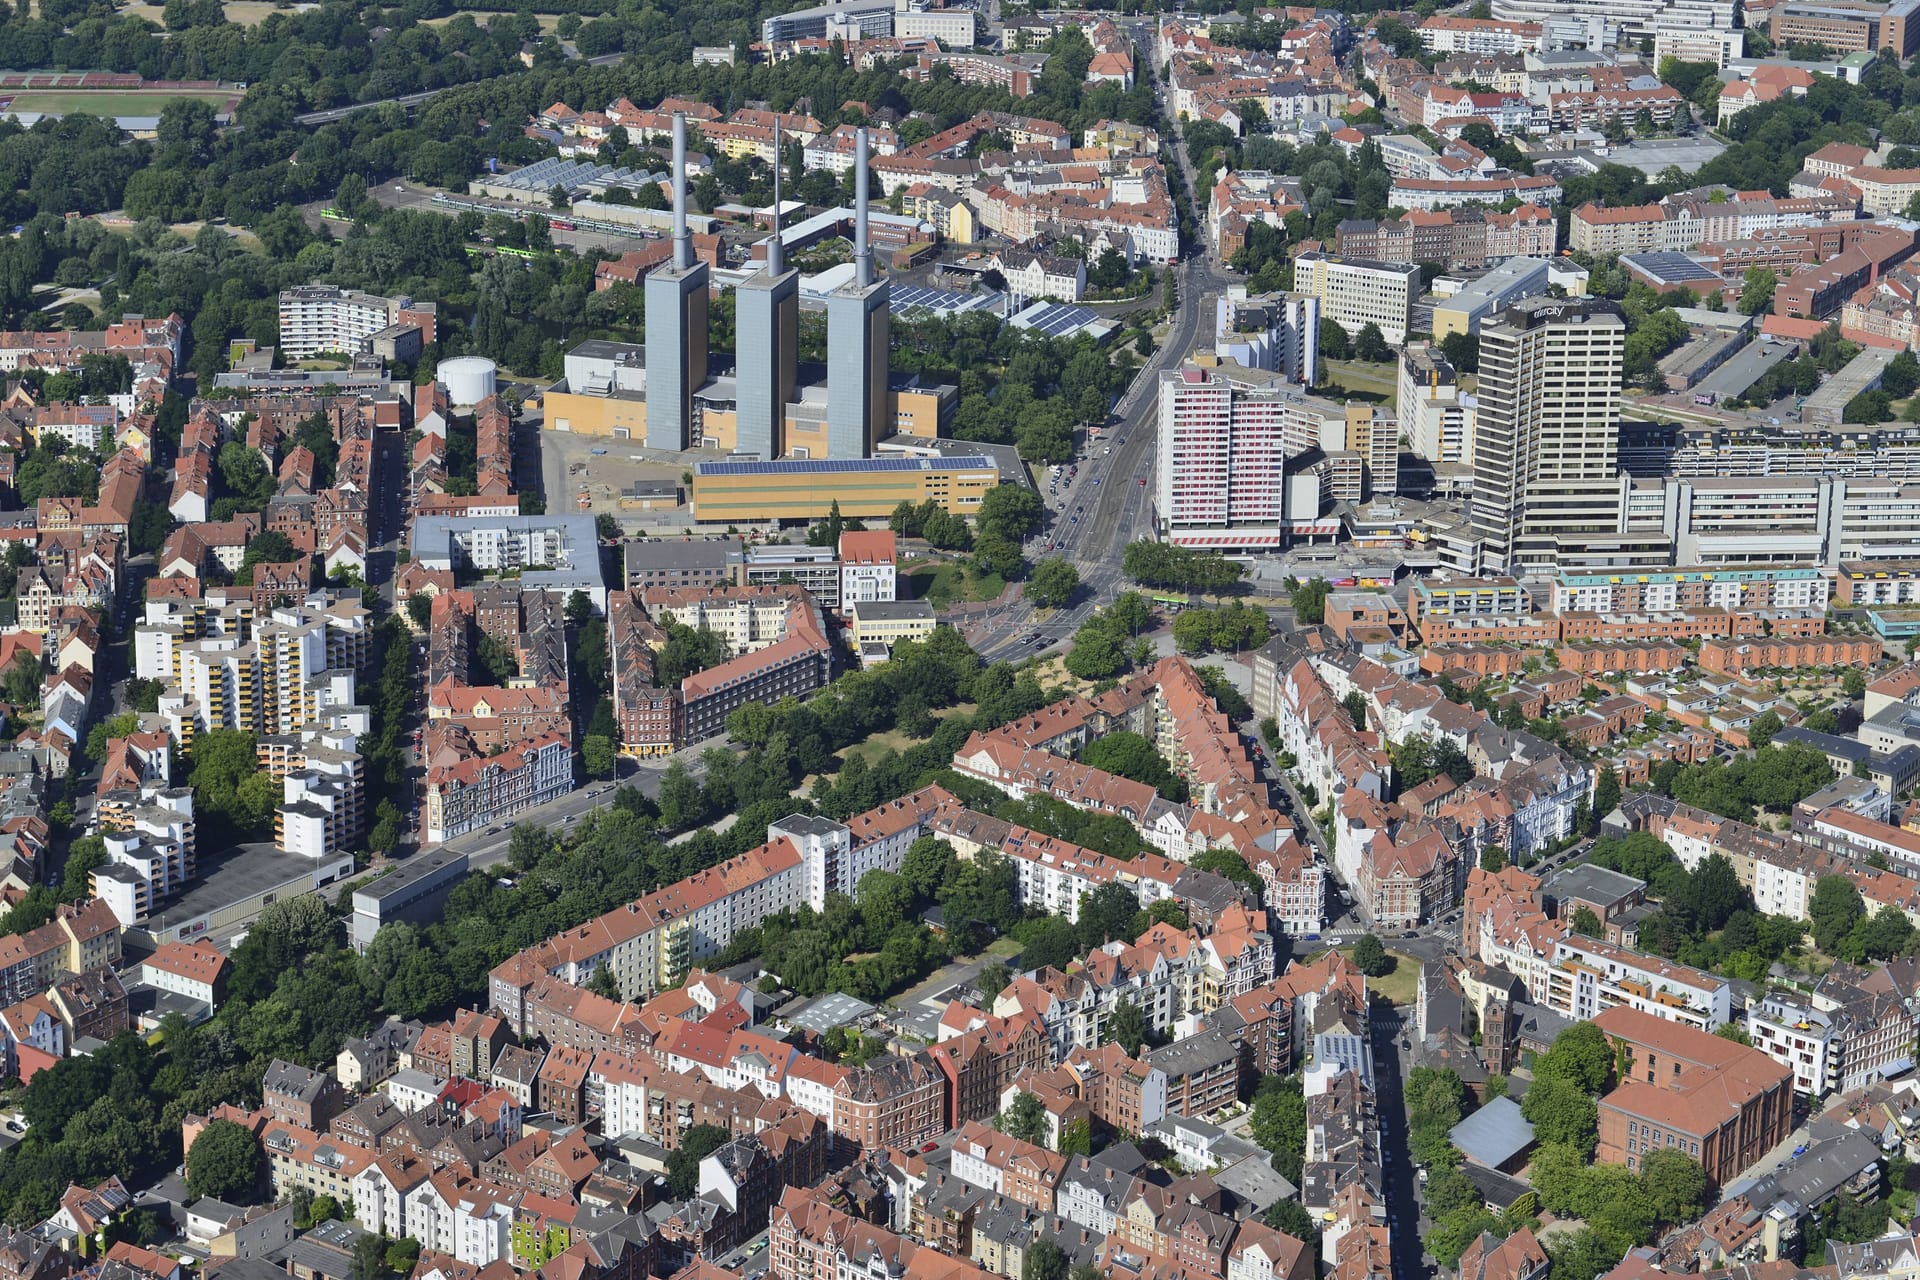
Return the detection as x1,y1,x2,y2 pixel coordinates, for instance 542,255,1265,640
0,89,235,115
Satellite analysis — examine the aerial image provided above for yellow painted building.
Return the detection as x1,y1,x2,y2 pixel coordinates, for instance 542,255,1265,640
545,379,952,445
691,454,1000,522
850,599,938,652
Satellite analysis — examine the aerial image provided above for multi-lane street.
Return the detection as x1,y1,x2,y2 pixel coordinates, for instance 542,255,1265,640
967,46,1229,664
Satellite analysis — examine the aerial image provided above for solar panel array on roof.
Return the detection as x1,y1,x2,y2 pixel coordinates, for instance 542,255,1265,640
1012,302,1103,337
696,455,996,476
889,284,1003,316
1620,252,1720,286
491,157,657,193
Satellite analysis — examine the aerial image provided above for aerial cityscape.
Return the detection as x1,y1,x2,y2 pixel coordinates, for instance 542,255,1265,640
10,2,1920,1280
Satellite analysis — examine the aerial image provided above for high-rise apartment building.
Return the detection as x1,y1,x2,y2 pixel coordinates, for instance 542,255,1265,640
1398,343,1476,466
1156,362,1353,550
1470,297,1627,574
1292,251,1419,345
277,287,437,360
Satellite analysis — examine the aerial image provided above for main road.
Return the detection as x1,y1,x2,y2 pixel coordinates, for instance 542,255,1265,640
969,58,1229,664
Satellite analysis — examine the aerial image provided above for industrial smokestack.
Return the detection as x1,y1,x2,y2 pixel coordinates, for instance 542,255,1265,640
854,126,873,288
672,111,690,271
769,119,786,277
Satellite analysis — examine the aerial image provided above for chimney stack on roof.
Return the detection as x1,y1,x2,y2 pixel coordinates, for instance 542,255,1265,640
672,111,691,271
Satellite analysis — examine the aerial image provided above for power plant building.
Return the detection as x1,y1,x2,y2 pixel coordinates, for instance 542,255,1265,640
734,122,800,460
645,113,710,451
543,117,906,471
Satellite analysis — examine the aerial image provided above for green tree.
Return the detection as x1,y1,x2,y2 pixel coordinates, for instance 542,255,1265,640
1105,997,1148,1056
350,1234,387,1280
85,712,139,763
1319,317,1351,361
1,653,39,705
977,484,1045,544
187,729,275,840
1351,933,1391,977
665,1124,732,1198
658,761,707,832
1083,731,1182,800
1571,906,1603,938
1810,874,1866,954
1353,322,1389,362
59,835,107,903
1844,668,1868,700
996,1091,1050,1147
1027,557,1079,608
1289,577,1331,624
1749,709,1783,748
1520,1074,1598,1153
1738,267,1776,315
1638,1148,1708,1224
1189,848,1263,891
1022,1240,1067,1280
187,1117,263,1202
1480,845,1507,873
1537,1021,1613,1093
582,735,615,780
1593,765,1622,821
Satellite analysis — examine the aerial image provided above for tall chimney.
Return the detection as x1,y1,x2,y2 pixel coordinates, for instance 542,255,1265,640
854,126,873,288
769,119,786,277
672,111,691,271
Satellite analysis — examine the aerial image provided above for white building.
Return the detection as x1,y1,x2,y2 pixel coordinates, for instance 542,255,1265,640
138,939,226,1008
1292,251,1419,345
1397,343,1476,466
278,286,433,360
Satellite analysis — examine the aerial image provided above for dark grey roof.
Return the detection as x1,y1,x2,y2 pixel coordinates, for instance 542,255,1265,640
1458,1161,1533,1211
1146,1027,1238,1076
1541,861,1645,908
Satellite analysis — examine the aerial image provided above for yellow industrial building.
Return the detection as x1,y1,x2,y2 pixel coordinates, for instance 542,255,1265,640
542,339,953,450
689,454,1001,522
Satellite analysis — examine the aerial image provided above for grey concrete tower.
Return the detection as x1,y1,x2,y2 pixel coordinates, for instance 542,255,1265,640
645,112,709,451
826,127,890,459
734,121,799,460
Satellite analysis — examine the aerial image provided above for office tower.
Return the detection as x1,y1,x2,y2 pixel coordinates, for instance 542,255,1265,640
646,113,710,451
827,128,890,459
735,122,800,460
1469,297,1627,574
1292,251,1420,345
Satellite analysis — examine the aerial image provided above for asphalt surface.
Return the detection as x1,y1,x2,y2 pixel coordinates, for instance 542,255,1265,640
292,52,626,125
1372,1002,1423,1280
415,749,716,870
964,57,1228,666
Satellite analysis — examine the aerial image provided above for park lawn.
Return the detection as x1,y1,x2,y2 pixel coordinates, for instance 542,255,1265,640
902,560,1004,608
120,0,280,22
1306,946,1419,1004
836,703,978,770
5,89,235,115
1320,359,1398,405
423,10,563,32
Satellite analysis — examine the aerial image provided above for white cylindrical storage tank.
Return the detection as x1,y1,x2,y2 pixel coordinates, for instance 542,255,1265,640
439,356,497,408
